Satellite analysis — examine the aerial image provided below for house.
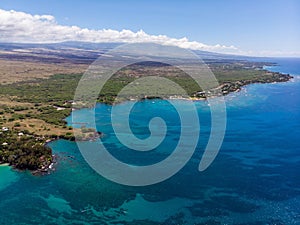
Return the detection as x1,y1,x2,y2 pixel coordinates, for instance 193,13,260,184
2,127,9,132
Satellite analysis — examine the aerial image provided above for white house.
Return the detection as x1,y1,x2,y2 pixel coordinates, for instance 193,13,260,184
2,127,9,132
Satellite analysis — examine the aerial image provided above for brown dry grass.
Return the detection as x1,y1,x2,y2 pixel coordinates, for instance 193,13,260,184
5,118,70,136
0,97,34,107
0,59,88,84
0,99,71,136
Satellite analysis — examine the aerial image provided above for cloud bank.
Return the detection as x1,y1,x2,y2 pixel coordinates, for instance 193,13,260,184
0,9,237,53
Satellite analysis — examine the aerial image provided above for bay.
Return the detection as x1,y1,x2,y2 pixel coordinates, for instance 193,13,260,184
0,58,299,224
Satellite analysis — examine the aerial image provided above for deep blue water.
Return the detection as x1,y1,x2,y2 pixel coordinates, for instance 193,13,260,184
0,58,300,224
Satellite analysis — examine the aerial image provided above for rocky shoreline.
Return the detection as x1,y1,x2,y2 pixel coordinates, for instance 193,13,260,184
0,127,103,176
111,71,293,102
195,72,293,98
31,154,57,175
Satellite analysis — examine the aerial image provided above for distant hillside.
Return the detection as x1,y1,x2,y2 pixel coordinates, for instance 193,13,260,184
0,41,261,65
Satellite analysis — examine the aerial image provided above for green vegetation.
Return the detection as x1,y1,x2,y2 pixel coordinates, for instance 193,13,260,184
0,129,52,171
97,62,291,102
0,62,292,107
36,106,71,126
0,74,79,126
0,73,81,104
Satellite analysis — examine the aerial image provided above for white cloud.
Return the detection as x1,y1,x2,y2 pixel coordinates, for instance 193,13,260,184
0,9,237,53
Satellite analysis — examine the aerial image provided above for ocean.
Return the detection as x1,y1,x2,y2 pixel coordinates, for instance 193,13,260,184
0,58,299,224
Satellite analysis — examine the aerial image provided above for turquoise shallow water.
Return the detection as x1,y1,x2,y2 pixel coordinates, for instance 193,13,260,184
0,58,300,224
0,165,18,192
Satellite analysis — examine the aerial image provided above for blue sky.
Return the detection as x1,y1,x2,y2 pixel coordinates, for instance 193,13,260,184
0,0,299,56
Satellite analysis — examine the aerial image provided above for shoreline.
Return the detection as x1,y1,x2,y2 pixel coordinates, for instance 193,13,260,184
1,65,293,175
74,71,293,107
0,163,10,167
